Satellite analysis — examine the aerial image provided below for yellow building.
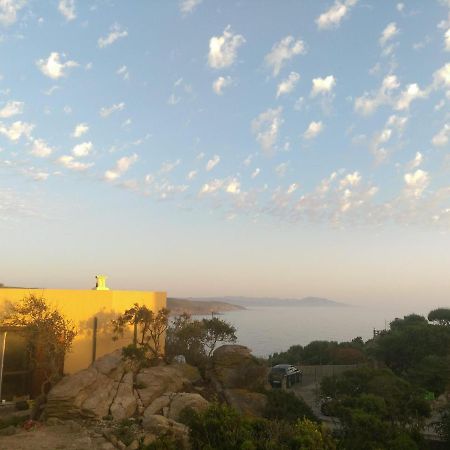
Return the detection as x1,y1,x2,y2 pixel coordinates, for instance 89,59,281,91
0,276,166,374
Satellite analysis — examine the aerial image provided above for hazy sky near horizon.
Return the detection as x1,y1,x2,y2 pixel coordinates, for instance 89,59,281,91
1,0,450,309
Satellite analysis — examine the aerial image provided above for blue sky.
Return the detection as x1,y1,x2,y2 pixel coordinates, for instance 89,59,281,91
1,0,450,307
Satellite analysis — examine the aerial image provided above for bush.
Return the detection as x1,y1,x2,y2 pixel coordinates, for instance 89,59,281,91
263,389,317,423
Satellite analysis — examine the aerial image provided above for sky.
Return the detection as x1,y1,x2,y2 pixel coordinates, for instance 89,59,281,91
0,0,450,309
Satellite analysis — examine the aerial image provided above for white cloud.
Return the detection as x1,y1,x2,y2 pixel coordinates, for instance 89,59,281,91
104,153,138,181
200,179,224,195
354,74,400,115
311,75,336,97
36,52,79,79
206,155,220,171
212,76,232,95
58,0,76,21
404,169,429,198
160,159,181,174
432,123,450,147
225,178,240,194
276,72,300,98
0,121,34,141
98,23,128,48
58,155,93,171
251,168,260,179
208,25,245,69
117,65,129,80
100,102,125,118
394,83,427,110
286,183,299,194
0,100,24,118
407,152,423,170
251,107,283,154
397,3,404,12
339,171,361,188
31,139,53,158
0,0,26,26
187,170,197,180
265,36,306,77
71,123,89,138
316,0,358,30
303,121,324,139
72,141,92,157
275,162,288,177
445,28,450,51
433,63,450,90
380,22,399,46
179,0,202,15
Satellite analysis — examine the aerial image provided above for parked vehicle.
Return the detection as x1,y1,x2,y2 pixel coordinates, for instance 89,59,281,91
268,364,302,388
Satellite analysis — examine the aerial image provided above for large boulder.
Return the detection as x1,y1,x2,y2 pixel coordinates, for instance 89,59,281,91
136,364,201,408
223,389,267,417
46,350,125,419
208,345,267,391
142,414,189,448
46,350,201,421
144,392,209,421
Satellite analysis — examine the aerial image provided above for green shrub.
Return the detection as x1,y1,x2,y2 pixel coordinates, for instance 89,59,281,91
263,389,317,423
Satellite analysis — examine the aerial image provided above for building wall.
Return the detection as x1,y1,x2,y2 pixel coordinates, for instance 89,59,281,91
0,288,166,374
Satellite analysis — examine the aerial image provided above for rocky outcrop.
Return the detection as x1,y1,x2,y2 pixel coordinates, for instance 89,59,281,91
45,351,201,421
144,392,209,421
208,345,268,392
142,414,189,448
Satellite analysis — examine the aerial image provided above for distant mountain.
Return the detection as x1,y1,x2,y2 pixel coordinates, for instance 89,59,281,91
167,298,245,316
188,296,348,308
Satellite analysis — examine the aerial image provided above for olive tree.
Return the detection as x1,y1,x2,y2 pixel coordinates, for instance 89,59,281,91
428,308,450,326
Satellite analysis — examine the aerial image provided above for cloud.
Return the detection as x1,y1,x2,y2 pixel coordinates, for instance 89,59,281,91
406,152,423,170
206,155,220,171
58,0,76,21
265,36,306,77
100,102,125,117
208,25,245,69
303,121,324,139
98,23,128,48
72,141,92,157
160,159,181,174
432,123,450,147
404,169,429,198
179,0,202,15
71,123,88,138
354,74,400,115
251,107,283,154
276,72,300,98
275,162,288,177
316,0,358,30
225,178,240,194
104,153,138,181
36,52,79,79
311,75,336,97
339,171,361,188
0,0,26,26
394,83,427,110
0,121,34,141
433,63,450,89
379,22,399,47
187,170,197,180
117,65,129,80
200,179,224,195
251,168,260,179
31,139,53,158
58,155,93,171
0,100,24,118
212,76,232,95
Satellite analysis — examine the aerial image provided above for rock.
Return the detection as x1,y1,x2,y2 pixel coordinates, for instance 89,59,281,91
46,417,64,426
223,389,267,416
167,393,209,421
46,350,125,420
208,345,268,391
110,372,137,420
136,364,201,407
142,414,189,446
145,393,173,416
72,436,92,449
143,433,157,445
126,440,140,450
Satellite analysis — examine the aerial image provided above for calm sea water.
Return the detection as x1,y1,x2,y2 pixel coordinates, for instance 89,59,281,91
212,305,429,357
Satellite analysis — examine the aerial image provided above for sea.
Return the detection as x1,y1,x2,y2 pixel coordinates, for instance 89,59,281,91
211,305,430,358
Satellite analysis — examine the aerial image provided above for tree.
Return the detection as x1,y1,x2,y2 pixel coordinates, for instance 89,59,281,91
428,308,450,326
112,304,170,362
201,317,237,357
1,295,77,395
